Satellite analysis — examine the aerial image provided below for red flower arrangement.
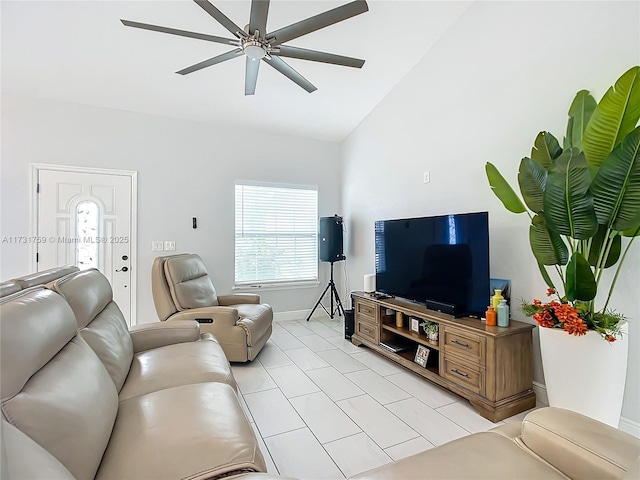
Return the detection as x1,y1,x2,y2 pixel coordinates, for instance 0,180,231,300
522,288,623,343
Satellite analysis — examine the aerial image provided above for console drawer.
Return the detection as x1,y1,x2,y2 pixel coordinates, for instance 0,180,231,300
443,355,485,395
355,319,378,344
443,327,485,366
356,298,377,324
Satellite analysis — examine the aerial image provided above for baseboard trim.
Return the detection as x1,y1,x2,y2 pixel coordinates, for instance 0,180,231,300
619,417,640,438
273,309,328,322
532,381,639,438
532,381,549,406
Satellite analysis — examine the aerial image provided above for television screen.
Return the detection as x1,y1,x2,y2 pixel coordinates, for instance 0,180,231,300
375,212,490,318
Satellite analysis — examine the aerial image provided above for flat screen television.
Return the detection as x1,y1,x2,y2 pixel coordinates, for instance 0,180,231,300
375,212,490,318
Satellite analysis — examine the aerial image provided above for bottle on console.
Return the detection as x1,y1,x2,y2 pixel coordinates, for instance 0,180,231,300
497,299,510,327
492,289,504,309
485,305,497,326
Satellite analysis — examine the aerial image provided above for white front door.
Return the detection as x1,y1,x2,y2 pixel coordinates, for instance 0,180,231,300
34,166,137,325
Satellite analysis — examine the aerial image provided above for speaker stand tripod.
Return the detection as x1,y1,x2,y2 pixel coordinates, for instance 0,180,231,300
306,261,345,321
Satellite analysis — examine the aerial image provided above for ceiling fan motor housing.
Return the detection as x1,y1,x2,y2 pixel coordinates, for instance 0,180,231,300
242,38,267,60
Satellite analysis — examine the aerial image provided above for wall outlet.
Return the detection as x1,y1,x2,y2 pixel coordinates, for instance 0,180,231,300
164,240,176,251
152,241,164,252
423,171,431,184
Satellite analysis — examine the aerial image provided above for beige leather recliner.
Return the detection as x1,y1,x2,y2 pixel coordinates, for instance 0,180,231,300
152,254,273,362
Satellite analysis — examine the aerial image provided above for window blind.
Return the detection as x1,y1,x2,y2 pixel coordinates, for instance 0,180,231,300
235,182,318,286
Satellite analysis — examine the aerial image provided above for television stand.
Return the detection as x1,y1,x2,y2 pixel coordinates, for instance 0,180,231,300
351,291,535,422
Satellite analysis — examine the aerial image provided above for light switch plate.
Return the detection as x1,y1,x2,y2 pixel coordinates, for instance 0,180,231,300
152,241,164,252
164,240,176,251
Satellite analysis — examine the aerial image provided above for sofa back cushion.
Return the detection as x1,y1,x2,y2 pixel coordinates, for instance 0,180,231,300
51,269,133,392
164,254,219,309
151,255,181,320
1,287,118,480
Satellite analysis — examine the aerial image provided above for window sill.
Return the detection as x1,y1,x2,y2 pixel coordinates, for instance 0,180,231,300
233,281,320,292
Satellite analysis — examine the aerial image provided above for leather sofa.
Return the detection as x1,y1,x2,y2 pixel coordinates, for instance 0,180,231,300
2,267,639,480
0,267,274,479
152,253,273,362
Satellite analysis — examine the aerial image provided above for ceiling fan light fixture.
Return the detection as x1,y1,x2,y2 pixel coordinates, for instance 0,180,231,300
242,40,266,60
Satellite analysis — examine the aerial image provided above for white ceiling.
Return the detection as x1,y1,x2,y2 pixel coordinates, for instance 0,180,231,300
1,0,472,142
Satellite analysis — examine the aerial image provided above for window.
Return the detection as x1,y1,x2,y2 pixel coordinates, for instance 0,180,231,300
235,182,318,286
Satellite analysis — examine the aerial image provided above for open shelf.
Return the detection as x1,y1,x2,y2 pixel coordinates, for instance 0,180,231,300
397,349,439,376
382,323,440,350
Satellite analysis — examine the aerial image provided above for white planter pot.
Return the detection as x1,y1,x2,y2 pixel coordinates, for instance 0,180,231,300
539,325,629,427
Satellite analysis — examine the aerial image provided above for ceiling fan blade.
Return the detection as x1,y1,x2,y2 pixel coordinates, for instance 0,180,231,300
267,0,368,46
176,49,243,75
274,45,364,68
263,56,316,93
245,57,260,95
193,0,245,38
120,19,237,46
249,0,270,37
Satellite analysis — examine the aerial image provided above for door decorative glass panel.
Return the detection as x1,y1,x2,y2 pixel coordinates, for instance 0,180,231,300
76,200,99,269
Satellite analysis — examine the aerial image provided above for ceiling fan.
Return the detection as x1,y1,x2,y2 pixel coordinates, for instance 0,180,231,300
121,0,368,95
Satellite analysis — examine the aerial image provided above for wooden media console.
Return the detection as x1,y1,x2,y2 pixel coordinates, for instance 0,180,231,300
351,292,536,422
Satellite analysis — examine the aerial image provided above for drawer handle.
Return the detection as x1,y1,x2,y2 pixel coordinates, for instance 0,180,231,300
361,307,372,314
451,339,471,349
451,368,470,379
362,326,372,335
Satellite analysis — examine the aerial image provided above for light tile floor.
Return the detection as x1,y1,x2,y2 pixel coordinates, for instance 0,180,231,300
232,315,539,479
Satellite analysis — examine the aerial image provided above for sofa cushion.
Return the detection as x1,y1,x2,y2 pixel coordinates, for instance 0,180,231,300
0,288,119,480
1,420,75,480
118,333,237,401
51,269,134,391
97,383,266,479
0,288,77,400
349,431,567,480
164,254,219,309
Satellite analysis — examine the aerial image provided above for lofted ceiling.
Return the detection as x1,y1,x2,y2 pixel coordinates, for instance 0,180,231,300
1,0,472,142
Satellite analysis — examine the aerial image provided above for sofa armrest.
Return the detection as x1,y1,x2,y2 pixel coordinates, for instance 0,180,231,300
129,320,200,353
521,407,640,479
218,294,260,305
168,307,240,328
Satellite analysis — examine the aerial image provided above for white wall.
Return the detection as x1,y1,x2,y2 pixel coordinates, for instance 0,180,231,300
1,95,343,323
341,1,640,425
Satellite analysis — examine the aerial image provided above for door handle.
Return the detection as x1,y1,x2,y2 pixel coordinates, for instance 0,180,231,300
116,266,129,272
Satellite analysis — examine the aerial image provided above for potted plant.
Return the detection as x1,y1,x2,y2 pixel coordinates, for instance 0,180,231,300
421,321,439,343
485,66,640,427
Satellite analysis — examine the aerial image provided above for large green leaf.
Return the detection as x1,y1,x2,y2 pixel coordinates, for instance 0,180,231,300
565,90,597,151
529,214,569,265
485,162,526,214
622,224,640,237
543,149,598,239
518,157,548,213
565,252,597,301
587,225,621,268
590,126,640,231
531,131,562,169
582,66,640,168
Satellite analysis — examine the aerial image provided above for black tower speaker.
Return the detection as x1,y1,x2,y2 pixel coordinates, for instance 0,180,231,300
319,215,344,262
